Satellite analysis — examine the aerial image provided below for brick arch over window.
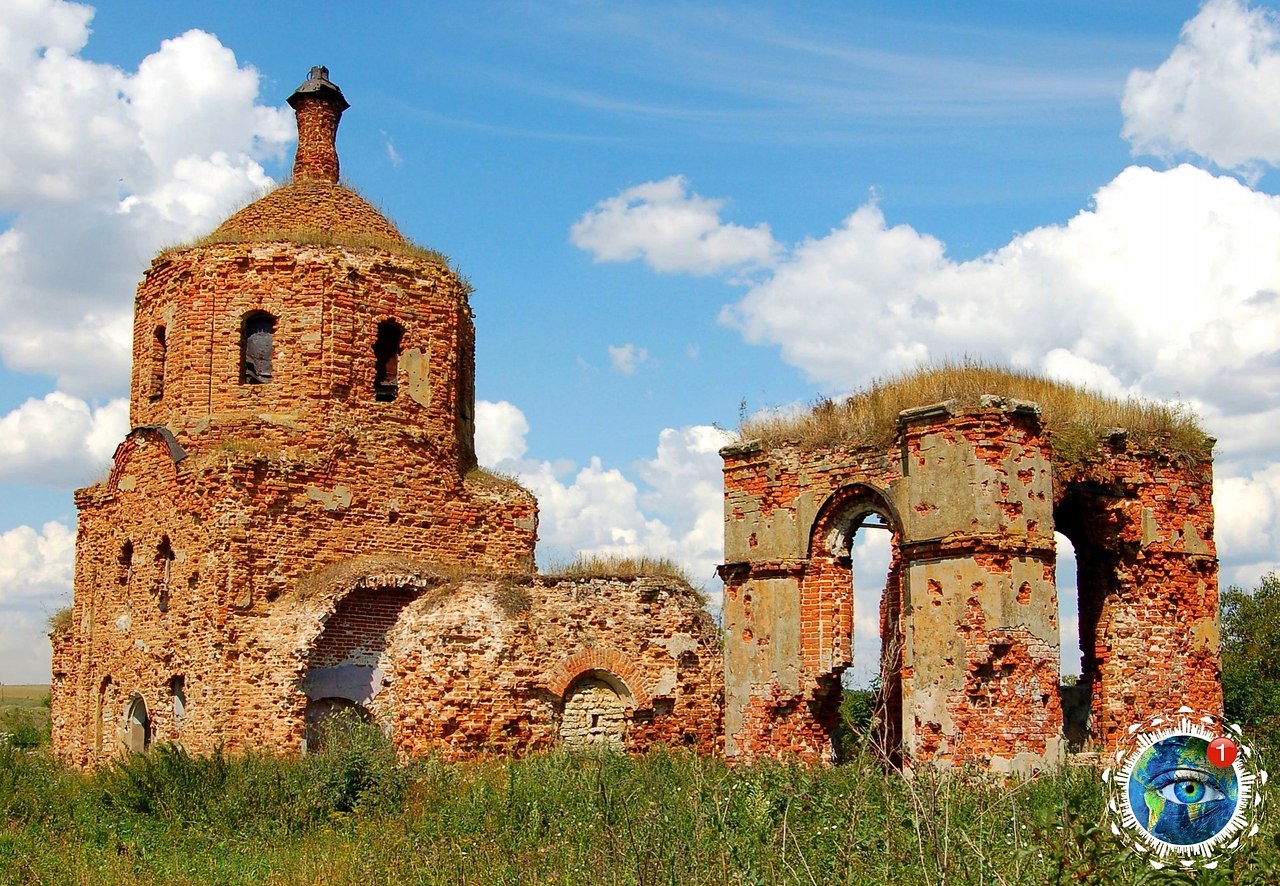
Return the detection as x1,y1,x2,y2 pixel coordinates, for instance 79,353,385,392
302,584,420,709
803,482,904,764
801,482,902,669
545,648,651,709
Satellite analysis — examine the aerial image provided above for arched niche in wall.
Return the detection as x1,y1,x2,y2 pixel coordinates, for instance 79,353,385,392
559,669,633,750
300,583,420,742
125,694,150,754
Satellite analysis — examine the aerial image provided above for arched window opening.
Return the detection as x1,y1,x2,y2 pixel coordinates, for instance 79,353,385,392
1056,531,1089,750
373,319,404,402
149,326,166,402
241,312,276,384
170,676,186,725
847,513,893,689
155,536,174,612
125,695,150,753
117,542,133,588
560,670,629,750
835,508,901,765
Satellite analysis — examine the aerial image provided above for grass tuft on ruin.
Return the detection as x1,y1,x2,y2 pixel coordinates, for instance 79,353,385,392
46,606,72,638
181,228,451,267
738,360,1211,466
543,554,692,584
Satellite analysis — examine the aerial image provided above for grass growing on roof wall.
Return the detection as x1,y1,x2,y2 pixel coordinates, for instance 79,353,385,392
543,554,693,584
185,227,455,268
160,178,459,272
4,718,1278,885
739,361,1211,468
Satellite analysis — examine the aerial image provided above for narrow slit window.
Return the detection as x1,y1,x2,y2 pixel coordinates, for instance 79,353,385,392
241,312,277,384
373,319,404,402
170,676,186,723
155,535,174,612
118,542,133,587
149,326,166,401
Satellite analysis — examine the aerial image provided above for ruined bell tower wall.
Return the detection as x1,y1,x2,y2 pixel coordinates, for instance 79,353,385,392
720,397,1219,772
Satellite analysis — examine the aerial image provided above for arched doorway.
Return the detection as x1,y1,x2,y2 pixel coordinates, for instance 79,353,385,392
560,671,631,750
302,584,418,744
1054,487,1116,752
808,484,904,766
304,697,372,751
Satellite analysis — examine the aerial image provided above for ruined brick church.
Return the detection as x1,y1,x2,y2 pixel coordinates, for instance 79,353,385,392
49,68,722,767
51,69,1221,773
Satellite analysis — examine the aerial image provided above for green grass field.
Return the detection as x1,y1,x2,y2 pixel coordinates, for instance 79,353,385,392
2,717,1277,886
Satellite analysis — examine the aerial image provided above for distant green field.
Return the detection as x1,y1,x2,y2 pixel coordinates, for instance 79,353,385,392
0,684,49,707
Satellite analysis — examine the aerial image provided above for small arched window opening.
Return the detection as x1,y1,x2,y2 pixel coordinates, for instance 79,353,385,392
170,676,186,725
373,319,404,401
117,542,133,588
241,312,276,384
155,536,174,612
125,695,150,753
149,326,166,402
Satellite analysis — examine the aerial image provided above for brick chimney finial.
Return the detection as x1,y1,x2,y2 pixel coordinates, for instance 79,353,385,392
287,66,349,184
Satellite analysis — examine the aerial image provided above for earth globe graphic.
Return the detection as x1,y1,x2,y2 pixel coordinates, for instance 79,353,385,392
1126,734,1239,846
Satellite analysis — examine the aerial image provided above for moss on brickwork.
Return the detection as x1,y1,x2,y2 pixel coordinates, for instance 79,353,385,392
164,180,455,271
739,361,1211,467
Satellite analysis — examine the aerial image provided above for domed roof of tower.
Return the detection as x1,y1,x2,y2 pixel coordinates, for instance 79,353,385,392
207,66,406,248
210,180,405,244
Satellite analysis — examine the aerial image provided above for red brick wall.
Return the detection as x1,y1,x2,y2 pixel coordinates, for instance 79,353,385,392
292,95,341,183
384,576,723,758
310,587,419,670
720,402,1218,772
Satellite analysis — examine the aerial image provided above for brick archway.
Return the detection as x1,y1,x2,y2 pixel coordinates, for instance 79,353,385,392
545,648,651,709
804,482,904,764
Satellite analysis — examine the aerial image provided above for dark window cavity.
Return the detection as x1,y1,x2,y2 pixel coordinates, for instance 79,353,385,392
241,312,277,384
373,319,404,401
155,536,174,612
149,326,166,402
118,542,134,587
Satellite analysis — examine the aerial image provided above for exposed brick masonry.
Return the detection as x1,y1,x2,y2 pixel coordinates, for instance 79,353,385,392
719,401,1219,772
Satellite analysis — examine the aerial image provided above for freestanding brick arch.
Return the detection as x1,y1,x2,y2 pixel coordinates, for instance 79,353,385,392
720,392,1219,772
803,483,905,764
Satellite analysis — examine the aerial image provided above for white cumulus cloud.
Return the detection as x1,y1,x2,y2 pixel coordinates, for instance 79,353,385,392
570,175,778,275
475,399,530,466
478,400,731,593
0,3,292,396
1123,0,1280,172
0,520,75,684
0,392,127,486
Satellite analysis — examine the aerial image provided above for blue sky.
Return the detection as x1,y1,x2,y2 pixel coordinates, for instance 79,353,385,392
3,0,1280,686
